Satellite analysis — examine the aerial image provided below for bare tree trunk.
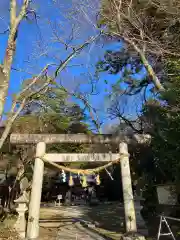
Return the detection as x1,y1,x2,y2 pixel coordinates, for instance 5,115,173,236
0,0,29,120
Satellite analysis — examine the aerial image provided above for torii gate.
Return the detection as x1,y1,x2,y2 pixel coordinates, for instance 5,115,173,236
10,133,150,239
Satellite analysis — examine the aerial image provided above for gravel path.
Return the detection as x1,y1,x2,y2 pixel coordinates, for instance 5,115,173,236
40,206,105,240
40,203,148,239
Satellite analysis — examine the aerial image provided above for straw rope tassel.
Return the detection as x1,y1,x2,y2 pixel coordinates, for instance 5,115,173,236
81,175,88,188
69,174,74,186
96,174,101,185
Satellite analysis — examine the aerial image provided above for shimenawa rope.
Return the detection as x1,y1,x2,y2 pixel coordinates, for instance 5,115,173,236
37,153,129,175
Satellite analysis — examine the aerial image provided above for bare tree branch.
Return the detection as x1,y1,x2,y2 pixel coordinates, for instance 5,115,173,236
99,0,180,92
122,35,165,91
16,0,29,26
110,0,165,92
0,31,102,149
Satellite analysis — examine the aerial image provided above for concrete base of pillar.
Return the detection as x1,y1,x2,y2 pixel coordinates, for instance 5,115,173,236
89,196,99,205
120,232,146,240
134,199,148,236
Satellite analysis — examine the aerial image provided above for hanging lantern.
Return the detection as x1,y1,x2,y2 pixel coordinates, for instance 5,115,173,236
69,174,74,186
81,175,88,188
96,174,101,185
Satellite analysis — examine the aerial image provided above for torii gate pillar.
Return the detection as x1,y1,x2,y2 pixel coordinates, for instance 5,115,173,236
27,142,46,239
120,142,137,232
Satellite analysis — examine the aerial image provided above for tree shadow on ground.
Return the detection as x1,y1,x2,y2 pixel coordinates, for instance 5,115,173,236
83,203,125,233
75,221,113,240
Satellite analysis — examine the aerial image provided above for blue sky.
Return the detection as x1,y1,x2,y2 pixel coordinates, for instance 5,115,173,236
0,0,145,132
